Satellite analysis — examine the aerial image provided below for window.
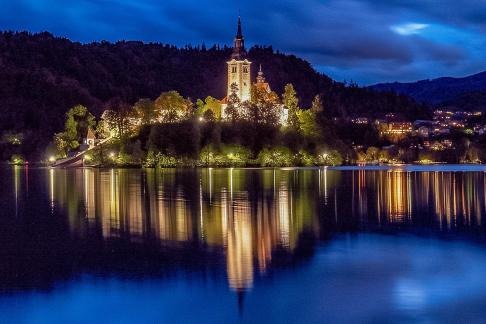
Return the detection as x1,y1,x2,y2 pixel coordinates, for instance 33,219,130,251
232,66,237,73
243,66,248,73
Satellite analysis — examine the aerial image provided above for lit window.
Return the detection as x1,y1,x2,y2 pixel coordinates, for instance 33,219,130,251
232,66,237,73
243,66,248,73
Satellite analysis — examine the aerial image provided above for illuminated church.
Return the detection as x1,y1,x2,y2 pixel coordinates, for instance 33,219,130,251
226,16,252,102
221,17,286,123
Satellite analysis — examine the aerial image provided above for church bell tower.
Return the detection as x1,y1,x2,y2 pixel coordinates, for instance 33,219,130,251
227,17,251,102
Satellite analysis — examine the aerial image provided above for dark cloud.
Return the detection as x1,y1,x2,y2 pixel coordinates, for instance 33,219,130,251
0,0,484,84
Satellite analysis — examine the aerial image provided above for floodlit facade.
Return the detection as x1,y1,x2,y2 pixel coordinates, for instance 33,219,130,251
226,17,251,102
221,17,288,124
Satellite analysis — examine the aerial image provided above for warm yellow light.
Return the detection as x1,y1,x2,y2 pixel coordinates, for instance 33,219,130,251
199,117,204,122
109,152,115,158
49,156,56,162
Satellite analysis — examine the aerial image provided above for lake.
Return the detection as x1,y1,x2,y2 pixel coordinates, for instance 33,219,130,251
2,165,486,323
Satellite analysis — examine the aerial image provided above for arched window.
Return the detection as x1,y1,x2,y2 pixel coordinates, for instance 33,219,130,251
243,66,248,73
232,65,237,73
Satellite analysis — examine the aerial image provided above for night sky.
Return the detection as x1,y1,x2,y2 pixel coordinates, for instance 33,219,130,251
1,0,485,84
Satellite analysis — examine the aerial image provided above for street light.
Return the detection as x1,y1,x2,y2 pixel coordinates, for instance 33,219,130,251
320,153,329,166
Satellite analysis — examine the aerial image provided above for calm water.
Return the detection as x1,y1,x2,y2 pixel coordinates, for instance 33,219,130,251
3,166,486,323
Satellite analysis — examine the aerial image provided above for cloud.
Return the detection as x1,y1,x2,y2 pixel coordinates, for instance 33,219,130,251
391,23,429,35
0,0,485,84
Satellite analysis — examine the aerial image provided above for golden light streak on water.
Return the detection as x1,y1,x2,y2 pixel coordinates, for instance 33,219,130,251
49,168,55,213
227,196,253,291
45,167,486,292
278,184,290,248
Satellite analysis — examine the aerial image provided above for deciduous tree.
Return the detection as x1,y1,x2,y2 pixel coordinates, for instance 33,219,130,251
134,98,156,125
154,91,193,123
225,83,241,122
283,83,300,129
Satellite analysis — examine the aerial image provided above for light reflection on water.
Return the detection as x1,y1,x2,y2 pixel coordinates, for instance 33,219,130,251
3,166,486,322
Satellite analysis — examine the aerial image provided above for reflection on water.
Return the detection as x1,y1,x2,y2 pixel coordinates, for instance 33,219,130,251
6,166,486,322
33,167,486,291
45,168,318,291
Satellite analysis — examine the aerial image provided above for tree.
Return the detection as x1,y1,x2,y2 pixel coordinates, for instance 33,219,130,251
133,98,156,125
243,85,281,126
296,109,319,138
258,147,294,167
378,149,390,162
317,150,343,166
196,96,222,120
283,83,300,128
101,98,136,141
202,109,216,122
366,146,380,161
154,91,193,123
54,104,96,155
311,94,323,114
225,83,241,122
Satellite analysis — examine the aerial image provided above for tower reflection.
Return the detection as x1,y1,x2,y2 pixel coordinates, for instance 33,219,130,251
46,167,486,291
48,168,316,291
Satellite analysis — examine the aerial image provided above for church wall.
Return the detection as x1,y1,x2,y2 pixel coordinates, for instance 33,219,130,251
227,59,251,102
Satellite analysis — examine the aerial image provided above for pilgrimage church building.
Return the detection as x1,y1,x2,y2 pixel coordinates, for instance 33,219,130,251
221,17,288,124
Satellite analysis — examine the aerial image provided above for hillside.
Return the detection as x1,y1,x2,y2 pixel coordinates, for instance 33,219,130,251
370,71,486,107
0,31,428,159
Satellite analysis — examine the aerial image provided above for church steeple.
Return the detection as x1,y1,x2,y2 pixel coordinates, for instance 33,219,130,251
256,64,265,83
224,15,252,106
231,16,246,60
237,16,243,38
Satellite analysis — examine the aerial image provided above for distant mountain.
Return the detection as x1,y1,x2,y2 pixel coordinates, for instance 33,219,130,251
370,71,486,109
0,31,427,159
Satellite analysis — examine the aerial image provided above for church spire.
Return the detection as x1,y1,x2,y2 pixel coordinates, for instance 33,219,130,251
231,16,246,60
257,64,265,83
236,16,243,38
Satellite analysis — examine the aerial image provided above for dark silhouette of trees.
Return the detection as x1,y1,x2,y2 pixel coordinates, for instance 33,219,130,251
0,31,430,160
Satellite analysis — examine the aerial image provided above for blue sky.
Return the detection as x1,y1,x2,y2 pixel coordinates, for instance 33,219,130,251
1,0,485,84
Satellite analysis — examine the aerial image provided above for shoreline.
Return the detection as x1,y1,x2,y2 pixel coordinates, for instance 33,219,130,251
4,162,486,170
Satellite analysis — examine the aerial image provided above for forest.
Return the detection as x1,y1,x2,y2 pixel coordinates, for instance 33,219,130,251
0,31,429,161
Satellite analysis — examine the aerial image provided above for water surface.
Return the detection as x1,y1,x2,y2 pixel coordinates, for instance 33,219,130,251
2,165,486,323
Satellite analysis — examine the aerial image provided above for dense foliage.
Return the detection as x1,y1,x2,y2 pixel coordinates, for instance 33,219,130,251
0,31,429,161
78,81,349,167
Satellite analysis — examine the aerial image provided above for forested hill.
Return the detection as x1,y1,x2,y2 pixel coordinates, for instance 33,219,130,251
370,71,486,108
0,31,427,159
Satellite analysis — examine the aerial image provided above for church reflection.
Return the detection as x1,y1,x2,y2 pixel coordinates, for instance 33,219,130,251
46,167,486,291
48,168,317,291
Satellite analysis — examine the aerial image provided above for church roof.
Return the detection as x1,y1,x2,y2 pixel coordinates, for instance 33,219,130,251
255,64,271,92
255,82,271,92
236,16,243,38
86,127,96,139
231,16,246,60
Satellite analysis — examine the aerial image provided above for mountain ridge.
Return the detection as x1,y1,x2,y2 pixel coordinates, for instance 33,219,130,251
370,71,486,107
